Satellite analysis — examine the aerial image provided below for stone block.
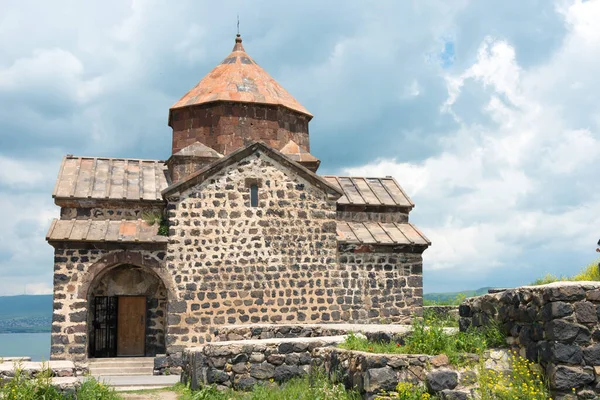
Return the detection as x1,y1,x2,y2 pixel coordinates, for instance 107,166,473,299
426,369,458,393
548,365,594,390
363,366,397,393
543,285,586,302
545,319,590,344
541,302,573,321
574,301,598,324
273,365,302,382
250,362,275,379
582,343,600,365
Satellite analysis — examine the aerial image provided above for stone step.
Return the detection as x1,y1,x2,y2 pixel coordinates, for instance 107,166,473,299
91,375,180,390
88,360,154,367
88,357,154,364
89,367,154,376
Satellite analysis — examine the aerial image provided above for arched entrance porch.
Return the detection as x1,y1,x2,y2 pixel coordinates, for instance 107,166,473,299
87,264,167,358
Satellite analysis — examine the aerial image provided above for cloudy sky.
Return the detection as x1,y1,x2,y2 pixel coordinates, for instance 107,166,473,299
0,0,599,295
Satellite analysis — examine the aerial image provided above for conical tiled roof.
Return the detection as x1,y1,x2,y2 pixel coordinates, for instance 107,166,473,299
171,35,311,117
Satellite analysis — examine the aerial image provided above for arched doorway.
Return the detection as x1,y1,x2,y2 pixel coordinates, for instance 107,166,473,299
87,264,167,358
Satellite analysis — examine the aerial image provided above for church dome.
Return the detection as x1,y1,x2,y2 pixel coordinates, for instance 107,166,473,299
170,35,311,117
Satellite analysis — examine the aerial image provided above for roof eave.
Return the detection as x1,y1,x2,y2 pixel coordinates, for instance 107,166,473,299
168,99,313,123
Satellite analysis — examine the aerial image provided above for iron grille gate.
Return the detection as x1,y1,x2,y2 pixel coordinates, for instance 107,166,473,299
91,296,117,358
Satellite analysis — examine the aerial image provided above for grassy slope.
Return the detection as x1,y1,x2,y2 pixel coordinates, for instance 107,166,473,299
423,287,491,304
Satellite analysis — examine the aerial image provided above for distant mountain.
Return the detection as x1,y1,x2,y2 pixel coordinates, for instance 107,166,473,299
0,295,52,333
424,287,492,305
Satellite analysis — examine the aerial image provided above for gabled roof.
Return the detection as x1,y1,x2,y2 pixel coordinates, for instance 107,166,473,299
321,176,414,209
170,35,311,117
53,156,168,202
337,221,430,246
162,141,342,199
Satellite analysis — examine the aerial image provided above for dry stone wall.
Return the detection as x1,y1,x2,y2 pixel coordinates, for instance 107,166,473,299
181,337,343,391
181,335,510,399
459,282,600,399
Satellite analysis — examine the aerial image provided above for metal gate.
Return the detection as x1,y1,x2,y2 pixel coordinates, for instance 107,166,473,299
90,296,118,358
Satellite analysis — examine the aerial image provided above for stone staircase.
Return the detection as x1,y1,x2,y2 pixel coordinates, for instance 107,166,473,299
88,357,154,376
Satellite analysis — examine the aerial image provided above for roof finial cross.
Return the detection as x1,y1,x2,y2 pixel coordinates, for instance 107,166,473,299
237,14,240,36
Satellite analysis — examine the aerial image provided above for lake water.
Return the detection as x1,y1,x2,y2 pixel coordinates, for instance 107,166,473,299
0,333,50,361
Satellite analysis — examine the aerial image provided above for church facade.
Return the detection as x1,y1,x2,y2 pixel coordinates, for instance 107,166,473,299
47,35,430,362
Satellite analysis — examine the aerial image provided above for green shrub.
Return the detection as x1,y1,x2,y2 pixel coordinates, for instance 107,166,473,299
375,382,434,400
477,351,549,400
0,368,121,400
340,318,505,366
179,368,359,400
531,259,600,285
76,377,121,400
0,364,62,400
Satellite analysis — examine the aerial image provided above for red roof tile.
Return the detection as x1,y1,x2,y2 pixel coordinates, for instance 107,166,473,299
170,35,311,117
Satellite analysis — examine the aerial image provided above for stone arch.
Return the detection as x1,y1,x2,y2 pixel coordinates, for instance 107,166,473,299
82,251,175,358
78,251,177,301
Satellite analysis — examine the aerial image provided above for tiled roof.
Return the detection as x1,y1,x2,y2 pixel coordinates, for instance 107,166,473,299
52,156,168,202
46,218,426,246
280,140,320,163
170,35,311,117
321,176,414,208
46,219,168,243
172,142,223,158
337,221,430,246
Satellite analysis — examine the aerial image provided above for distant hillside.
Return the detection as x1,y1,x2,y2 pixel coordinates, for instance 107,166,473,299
0,295,52,333
424,287,491,305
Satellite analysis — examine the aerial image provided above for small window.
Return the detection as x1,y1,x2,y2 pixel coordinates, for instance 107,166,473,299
250,184,259,207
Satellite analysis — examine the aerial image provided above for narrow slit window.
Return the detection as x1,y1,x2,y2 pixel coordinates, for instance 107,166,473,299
250,184,259,207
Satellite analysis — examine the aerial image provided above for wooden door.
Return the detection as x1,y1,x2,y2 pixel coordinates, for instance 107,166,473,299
117,296,146,356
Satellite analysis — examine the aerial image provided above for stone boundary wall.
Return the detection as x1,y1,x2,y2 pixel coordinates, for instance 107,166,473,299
0,360,84,378
181,337,344,391
459,282,600,400
316,347,498,400
181,336,510,399
212,323,413,343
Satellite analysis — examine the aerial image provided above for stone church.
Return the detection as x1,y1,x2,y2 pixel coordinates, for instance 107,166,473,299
47,34,430,362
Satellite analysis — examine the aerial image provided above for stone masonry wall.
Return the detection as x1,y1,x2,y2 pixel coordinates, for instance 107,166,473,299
164,151,339,351
335,210,409,224
337,252,424,324
459,282,600,399
181,336,510,399
60,203,165,221
181,337,342,391
170,102,310,155
51,248,170,362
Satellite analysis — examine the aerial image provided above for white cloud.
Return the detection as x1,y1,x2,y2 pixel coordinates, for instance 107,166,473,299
345,0,600,290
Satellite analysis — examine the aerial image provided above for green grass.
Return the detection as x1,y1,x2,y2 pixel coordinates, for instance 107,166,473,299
422,308,458,328
530,259,600,285
339,317,505,366
178,369,359,400
0,367,120,400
